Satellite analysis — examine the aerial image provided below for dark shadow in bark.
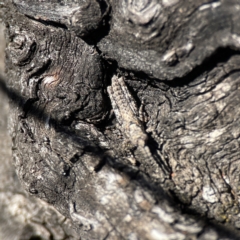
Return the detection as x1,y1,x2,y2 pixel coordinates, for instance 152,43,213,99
165,48,239,87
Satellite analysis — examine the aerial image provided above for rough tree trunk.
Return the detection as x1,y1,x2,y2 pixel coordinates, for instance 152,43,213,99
1,0,240,239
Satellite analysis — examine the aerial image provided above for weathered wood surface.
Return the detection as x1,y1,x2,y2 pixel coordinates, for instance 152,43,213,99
0,24,80,240
1,0,240,239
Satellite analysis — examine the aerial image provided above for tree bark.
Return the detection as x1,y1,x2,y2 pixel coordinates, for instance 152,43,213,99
1,0,240,239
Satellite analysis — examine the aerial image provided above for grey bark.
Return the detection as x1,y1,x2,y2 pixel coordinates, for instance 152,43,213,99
1,0,240,239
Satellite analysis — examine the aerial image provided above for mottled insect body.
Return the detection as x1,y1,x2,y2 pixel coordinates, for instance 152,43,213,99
107,75,166,179
108,76,146,143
